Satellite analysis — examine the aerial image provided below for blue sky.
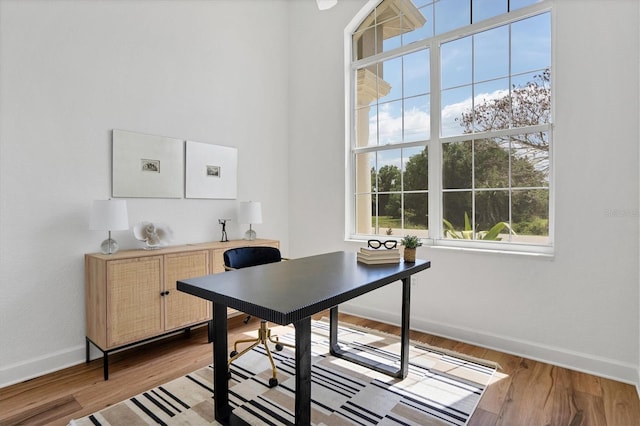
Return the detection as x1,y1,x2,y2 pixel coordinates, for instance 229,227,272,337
362,8,550,146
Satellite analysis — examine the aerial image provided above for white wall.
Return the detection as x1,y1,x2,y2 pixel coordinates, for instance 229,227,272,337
287,0,640,386
0,0,289,386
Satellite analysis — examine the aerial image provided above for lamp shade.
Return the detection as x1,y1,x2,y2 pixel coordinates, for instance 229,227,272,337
90,199,129,231
238,201,262,225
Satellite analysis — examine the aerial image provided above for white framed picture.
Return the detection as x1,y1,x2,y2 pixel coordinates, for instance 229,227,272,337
112,129,184,198
185,140,238,199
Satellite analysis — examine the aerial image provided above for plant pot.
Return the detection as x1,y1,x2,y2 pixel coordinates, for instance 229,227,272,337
403,247,416,263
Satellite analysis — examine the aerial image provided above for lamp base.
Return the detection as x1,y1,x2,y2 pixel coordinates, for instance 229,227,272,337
243,229,257,240
100,238,120,255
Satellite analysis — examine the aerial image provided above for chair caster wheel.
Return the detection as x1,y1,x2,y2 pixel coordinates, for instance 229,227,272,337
230,350,238,357
275,344,283,351
269,378,278,387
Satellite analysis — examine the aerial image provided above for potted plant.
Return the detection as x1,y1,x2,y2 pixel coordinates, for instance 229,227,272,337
400,235,422,263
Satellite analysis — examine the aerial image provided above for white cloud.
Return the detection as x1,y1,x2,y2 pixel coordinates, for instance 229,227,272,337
368,88,510,142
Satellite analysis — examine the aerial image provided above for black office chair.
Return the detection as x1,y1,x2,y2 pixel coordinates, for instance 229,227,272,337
223,246,293,387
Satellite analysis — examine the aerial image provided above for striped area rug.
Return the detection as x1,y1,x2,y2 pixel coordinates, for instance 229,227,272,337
70,320,496,426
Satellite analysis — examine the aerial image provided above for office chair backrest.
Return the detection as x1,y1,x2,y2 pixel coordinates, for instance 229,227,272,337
223,246,282,270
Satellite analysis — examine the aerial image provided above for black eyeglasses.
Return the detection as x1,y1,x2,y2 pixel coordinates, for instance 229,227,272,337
367,239,398,249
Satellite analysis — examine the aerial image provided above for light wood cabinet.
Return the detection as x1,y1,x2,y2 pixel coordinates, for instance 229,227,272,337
164,250,210,331
85,239,279,379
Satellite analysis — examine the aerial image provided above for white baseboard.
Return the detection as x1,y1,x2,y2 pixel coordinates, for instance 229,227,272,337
0,344,85,388
340,303,639,387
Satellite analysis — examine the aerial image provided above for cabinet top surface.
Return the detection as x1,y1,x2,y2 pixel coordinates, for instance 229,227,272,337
85,239,279,260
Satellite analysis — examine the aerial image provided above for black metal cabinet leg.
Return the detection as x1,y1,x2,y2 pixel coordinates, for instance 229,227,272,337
103,351,109,380
294,317,312,426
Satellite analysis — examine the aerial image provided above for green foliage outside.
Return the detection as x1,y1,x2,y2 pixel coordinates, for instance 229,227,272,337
443,212,515,241
370,70,550,239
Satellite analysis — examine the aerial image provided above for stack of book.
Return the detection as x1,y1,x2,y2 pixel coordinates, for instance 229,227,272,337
356,247,400,265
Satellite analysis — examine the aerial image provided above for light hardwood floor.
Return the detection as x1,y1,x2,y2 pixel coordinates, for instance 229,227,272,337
0,313,638,426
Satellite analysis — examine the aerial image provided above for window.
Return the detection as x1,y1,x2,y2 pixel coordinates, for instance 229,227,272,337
349,0,552,253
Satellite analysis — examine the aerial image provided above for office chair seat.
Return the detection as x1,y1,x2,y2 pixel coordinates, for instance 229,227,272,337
223,246,293,387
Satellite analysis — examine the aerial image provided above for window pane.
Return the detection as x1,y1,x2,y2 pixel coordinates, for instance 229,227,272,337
379,57,402,103
474,25,509,82
511,70,551,127
511,188,549,244
375,211,401,236
403,146,428,191
474,139,509,189
353,23,378,60
511,13,551,75
404,95,430,142
441,85,472,137
374,150,402,231
441,36,472,89
403,49,430,97
511,132,549,186
472,0,507,23
355,66,378,109
442,141,472,189
443,191,472,238
475,190,510,240
378,100,403,144
355,193,375,234
355,152,375,193
435,0,470,35
355,104,378,147
380,16,403,52
470,78,511,132
402,5,433,44
377,149,402,193
404,192,429,236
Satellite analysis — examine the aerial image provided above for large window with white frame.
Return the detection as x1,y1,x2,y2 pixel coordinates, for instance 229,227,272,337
349,0,552,253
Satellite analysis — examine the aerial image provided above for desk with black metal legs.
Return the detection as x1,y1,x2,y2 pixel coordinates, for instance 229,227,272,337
177,251,430,426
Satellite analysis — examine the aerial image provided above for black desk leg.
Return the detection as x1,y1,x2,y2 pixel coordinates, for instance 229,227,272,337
208,319,214,343
329,277,411,380
329,306,339,353
400,276,411,379
294,317,312,426
213,302,230,423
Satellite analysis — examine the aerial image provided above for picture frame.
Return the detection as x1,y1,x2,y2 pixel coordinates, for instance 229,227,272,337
112,129,184,198
185,140,238,199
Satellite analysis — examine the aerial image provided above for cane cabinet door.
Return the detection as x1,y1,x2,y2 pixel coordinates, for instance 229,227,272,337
164,250,211,330
106,256,163,347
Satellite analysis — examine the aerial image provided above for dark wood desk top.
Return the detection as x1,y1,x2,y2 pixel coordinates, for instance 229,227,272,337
177,251,430,325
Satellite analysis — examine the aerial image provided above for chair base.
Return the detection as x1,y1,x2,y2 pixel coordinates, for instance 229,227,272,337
228,320,294,387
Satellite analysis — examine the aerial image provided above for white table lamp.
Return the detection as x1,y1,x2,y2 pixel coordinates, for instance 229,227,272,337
238,201,262,240
90,199,129,254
